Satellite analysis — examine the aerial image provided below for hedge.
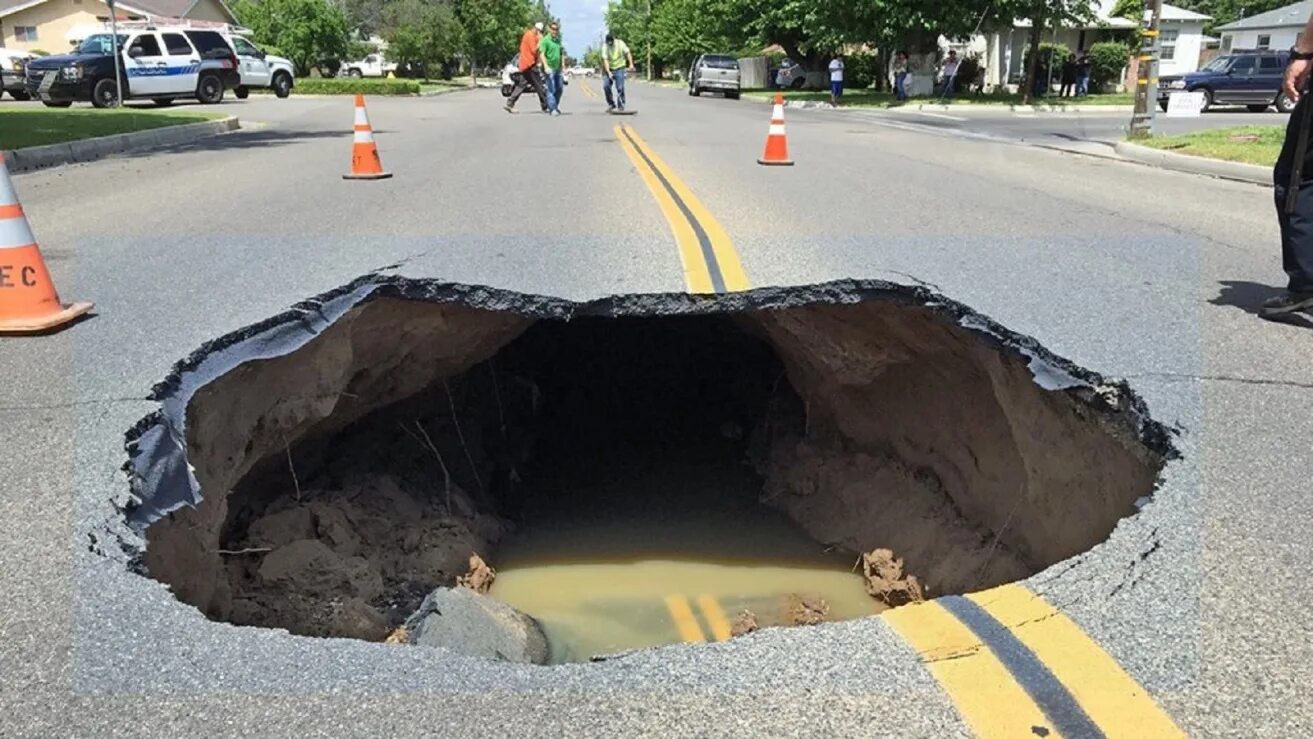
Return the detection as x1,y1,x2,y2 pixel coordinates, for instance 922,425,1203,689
292,78,421,95
1089,42,1131,90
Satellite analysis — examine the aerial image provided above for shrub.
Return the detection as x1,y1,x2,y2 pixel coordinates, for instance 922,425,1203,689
1089,41,1131,90
292,78,420,95
845,52,878,89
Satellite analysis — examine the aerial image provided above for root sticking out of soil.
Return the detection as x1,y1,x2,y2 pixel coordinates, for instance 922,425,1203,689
124,278,1175,648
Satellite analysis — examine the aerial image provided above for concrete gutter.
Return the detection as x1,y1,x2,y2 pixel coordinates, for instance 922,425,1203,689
744,96,1131,114
1114,140,1271,186
3,115,240,173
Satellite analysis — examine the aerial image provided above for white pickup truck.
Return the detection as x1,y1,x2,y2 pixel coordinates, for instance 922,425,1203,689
342,52,397,78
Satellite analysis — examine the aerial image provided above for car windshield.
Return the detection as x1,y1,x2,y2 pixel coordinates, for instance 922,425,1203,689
77,34,126,55
703,55,737,69
1201,56,1232,72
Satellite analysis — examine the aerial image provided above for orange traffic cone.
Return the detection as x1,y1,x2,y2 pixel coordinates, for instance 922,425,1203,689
0,159,93,334
344,94,392,180
757,93,794,166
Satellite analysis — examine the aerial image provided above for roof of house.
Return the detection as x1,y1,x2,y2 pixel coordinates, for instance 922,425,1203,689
1161,4,1210,22
1215,0,1312,31
0,0,236,22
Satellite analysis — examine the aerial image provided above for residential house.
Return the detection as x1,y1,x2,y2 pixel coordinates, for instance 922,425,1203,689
1215,0,1311,53
959,0,1208,91
0,0,238,54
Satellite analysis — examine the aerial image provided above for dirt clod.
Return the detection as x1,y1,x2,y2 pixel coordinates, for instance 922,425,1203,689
457,553,496,594
784,593,830,626
384,625,410,645
860,548,926,607
730,610,759,637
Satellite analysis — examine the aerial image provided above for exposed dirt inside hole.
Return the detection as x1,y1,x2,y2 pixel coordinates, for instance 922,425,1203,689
135,289,1170,651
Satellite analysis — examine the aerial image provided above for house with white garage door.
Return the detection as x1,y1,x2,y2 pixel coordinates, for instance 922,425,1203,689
1216,0,1313,53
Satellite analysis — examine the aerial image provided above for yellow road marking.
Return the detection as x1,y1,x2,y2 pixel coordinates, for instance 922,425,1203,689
664,594,706,643
695,595,733,641
883,601,1060,738
619,126,750,293
967,584,1185,738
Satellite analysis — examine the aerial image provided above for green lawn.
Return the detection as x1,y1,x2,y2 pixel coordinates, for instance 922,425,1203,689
0,108,220,150
741,88,1133,108
1135,125,1284,167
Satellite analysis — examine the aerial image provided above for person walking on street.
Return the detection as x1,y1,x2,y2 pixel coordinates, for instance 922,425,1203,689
1059,53,1076,97
892,51,909,102
1075,49,1092,97
1266,10,1313,319
829,53,845,105
540,21,564,115
505,22,552,114
602,32,635,111
938,50,959,100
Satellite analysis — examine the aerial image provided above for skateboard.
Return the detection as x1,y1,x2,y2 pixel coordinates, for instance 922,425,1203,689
608,109,638,116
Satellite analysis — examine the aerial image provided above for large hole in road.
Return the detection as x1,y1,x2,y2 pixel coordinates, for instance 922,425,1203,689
128,280,1173,664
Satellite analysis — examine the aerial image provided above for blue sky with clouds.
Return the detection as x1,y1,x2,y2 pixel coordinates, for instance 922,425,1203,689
551,0,608,58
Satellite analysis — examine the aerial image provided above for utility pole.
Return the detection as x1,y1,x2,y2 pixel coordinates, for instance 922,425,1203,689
107,0,122,107
645,0,652,80
1129,0,1164,138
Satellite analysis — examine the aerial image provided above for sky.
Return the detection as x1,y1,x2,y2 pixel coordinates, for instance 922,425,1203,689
552,0,608,58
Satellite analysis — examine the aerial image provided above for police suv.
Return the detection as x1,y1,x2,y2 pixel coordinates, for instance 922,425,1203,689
24,24,240,108
227,34,295,99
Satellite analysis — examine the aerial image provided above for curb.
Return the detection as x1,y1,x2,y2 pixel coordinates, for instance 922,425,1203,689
1113,140,1271,186
419,86,476,97
743,96,1132,114
4,115,240,173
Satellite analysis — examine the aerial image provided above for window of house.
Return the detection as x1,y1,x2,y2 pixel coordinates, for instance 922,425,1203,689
1160,28,1179,60
1221,34,1233,52
15,26,38,42
1257,34,1272,49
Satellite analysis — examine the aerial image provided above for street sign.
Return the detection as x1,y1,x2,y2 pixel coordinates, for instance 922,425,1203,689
1165,91,1205,118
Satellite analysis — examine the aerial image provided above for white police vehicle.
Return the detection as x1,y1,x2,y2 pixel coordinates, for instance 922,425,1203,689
225,34,295,98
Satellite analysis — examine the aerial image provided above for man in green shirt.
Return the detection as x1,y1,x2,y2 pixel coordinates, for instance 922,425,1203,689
539,22,564,115
601,32,635,111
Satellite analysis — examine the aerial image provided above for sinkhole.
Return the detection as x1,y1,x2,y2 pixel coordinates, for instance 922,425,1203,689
127,279,1174,665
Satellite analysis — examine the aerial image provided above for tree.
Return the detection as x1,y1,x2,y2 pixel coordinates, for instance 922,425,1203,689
233,0,351,76
582,45,602,68
649,0,742,71
456,0,537,81
380,0,466,77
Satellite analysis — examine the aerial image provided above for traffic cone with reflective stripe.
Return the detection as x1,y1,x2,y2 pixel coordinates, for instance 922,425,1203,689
344,94,392,180
757,93,794,166
0,159,93,334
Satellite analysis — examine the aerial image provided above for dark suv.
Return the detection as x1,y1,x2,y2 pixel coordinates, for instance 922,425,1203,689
1158,49,1293,113
24,27,240,108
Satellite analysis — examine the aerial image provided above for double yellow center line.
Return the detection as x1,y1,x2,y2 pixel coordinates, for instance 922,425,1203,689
664,594,733,642
614,124,749,294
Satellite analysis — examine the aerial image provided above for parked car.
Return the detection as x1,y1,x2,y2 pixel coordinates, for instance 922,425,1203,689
687,54,740,98
569,66,596,77
226,34,294,98
1158,49,1294,113
24,27,239,108
775,58,807,89
342,52,397,78
1,47,33,100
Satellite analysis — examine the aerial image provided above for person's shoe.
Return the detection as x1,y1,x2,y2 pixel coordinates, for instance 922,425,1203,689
1260,290,1313,317
550,110,561,116
607,104,616,111
504,103,516,114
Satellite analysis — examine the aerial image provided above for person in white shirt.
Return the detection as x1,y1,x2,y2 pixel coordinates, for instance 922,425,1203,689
939,49,960,100
829,53,845,105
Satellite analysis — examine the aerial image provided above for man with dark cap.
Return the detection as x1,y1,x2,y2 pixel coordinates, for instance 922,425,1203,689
1268,10,1313,319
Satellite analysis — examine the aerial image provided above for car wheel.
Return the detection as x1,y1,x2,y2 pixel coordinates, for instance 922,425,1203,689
235,85,249,100
196,73,224,104
727,91,740,100
348,69,363,79
151,97,175,107
1198,88,1213,112
691,86,701,96
41,100,72,108
1158,100,1169,112
91,77,119,108
272,72,292,98
1276,91,1297,114
9,90,31,101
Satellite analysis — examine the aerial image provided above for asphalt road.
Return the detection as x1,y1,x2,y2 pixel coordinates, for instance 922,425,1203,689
1,83,1311,736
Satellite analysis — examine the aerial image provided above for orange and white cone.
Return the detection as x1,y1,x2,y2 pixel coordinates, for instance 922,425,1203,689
0,158,93,334
757,93,794,166
344,94,392,180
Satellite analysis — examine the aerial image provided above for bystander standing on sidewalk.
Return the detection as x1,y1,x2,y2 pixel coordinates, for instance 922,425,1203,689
1266,9,1313,319
829,53,845,105
892,51,909,101
1075,50,1092,97
938,50,959,100
540,21,564,115
1060,53,1076,97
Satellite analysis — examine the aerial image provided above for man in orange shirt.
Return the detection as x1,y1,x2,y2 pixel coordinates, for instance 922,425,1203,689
505,22,551,114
